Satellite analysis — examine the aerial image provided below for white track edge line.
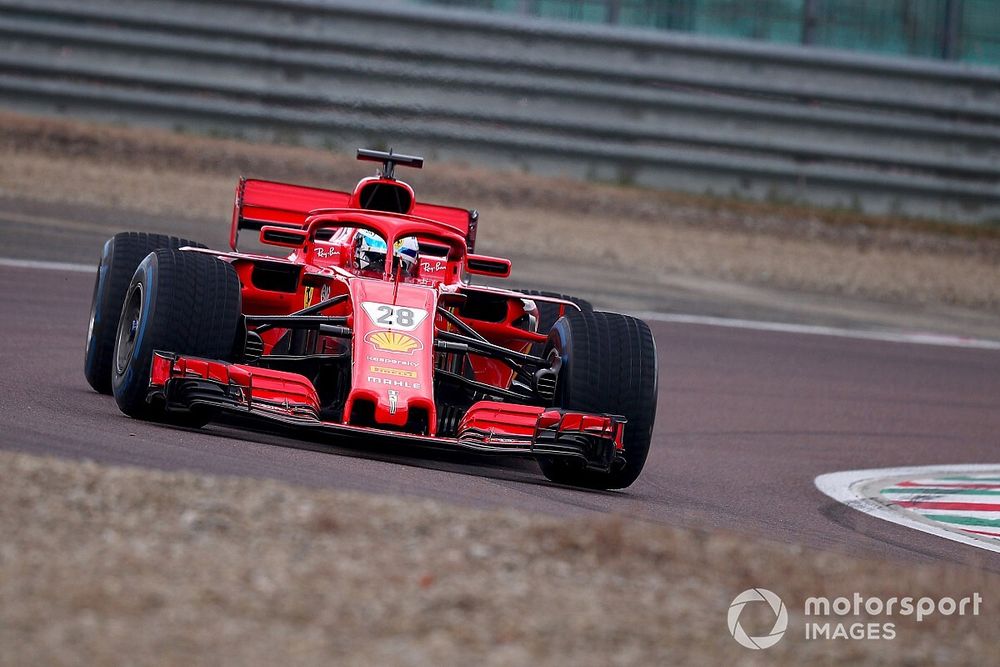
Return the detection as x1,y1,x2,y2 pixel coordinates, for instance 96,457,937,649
3,257,998,351
815,464,1000,555
634,311,1000,350
0,257,94,273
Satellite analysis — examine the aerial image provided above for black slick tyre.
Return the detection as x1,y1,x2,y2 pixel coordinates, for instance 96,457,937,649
538,309,658,489
84,232,206,394
112,248,241,422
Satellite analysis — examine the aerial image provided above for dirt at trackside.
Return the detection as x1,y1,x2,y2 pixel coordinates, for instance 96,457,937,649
1,112,999,318
0,451,996,666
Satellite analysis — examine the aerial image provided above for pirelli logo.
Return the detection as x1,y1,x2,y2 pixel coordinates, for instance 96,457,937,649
370,365,418,379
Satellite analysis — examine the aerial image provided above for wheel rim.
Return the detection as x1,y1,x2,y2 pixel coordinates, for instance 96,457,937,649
115,282,143,374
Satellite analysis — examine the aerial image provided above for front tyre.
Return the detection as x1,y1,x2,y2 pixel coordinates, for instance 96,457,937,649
538,309,658,489
85,232,206,394
520,290,593,356
112,249,241,422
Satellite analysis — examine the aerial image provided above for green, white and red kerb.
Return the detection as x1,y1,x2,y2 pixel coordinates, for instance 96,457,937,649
879,475,1000,544
815,465,1000,555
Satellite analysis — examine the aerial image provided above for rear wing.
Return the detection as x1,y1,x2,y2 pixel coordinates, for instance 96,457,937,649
230,178,480,251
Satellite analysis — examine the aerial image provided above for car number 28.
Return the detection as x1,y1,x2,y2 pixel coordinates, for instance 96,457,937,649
361,302,429,332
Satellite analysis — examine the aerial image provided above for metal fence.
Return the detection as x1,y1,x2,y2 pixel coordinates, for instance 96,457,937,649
0,0,997,222
417,0,1000,65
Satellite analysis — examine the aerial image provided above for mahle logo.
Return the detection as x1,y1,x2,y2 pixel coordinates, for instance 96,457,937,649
728,588,788,650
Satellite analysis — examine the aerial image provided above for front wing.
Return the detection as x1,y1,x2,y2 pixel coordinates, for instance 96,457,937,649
149,352,626,472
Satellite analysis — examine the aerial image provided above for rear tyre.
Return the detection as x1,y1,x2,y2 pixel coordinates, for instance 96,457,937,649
112,249,241,423
84,232,206,394
538,309,658,490
520,290,593,356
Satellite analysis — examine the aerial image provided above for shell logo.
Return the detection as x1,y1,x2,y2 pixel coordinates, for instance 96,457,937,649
365,330,423,355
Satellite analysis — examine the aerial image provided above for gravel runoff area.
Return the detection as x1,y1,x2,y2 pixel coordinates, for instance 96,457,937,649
1,112,998,314
1,451,997,666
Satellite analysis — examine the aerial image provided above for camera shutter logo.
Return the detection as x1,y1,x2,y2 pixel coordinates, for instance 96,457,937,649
728,588,788,649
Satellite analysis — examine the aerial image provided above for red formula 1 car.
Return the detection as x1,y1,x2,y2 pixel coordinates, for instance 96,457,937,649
84,150,658,489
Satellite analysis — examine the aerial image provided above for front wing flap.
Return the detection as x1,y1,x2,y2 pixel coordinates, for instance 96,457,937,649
149,352,626,472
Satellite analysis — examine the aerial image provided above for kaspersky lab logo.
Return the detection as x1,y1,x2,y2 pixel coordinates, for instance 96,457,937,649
728,588,788,649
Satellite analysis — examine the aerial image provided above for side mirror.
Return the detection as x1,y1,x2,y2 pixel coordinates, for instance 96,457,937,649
465,254,511,278
259,225,308,248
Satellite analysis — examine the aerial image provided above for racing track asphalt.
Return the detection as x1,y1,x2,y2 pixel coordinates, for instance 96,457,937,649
1,202,999,572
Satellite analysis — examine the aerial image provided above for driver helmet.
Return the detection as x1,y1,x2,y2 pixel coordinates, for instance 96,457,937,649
354,229,388,274
393,236,420,277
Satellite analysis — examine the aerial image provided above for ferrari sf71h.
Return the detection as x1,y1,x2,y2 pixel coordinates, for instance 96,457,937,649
84,149,658,489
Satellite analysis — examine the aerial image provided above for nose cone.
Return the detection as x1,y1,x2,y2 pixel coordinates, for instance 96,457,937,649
344,279,437,434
